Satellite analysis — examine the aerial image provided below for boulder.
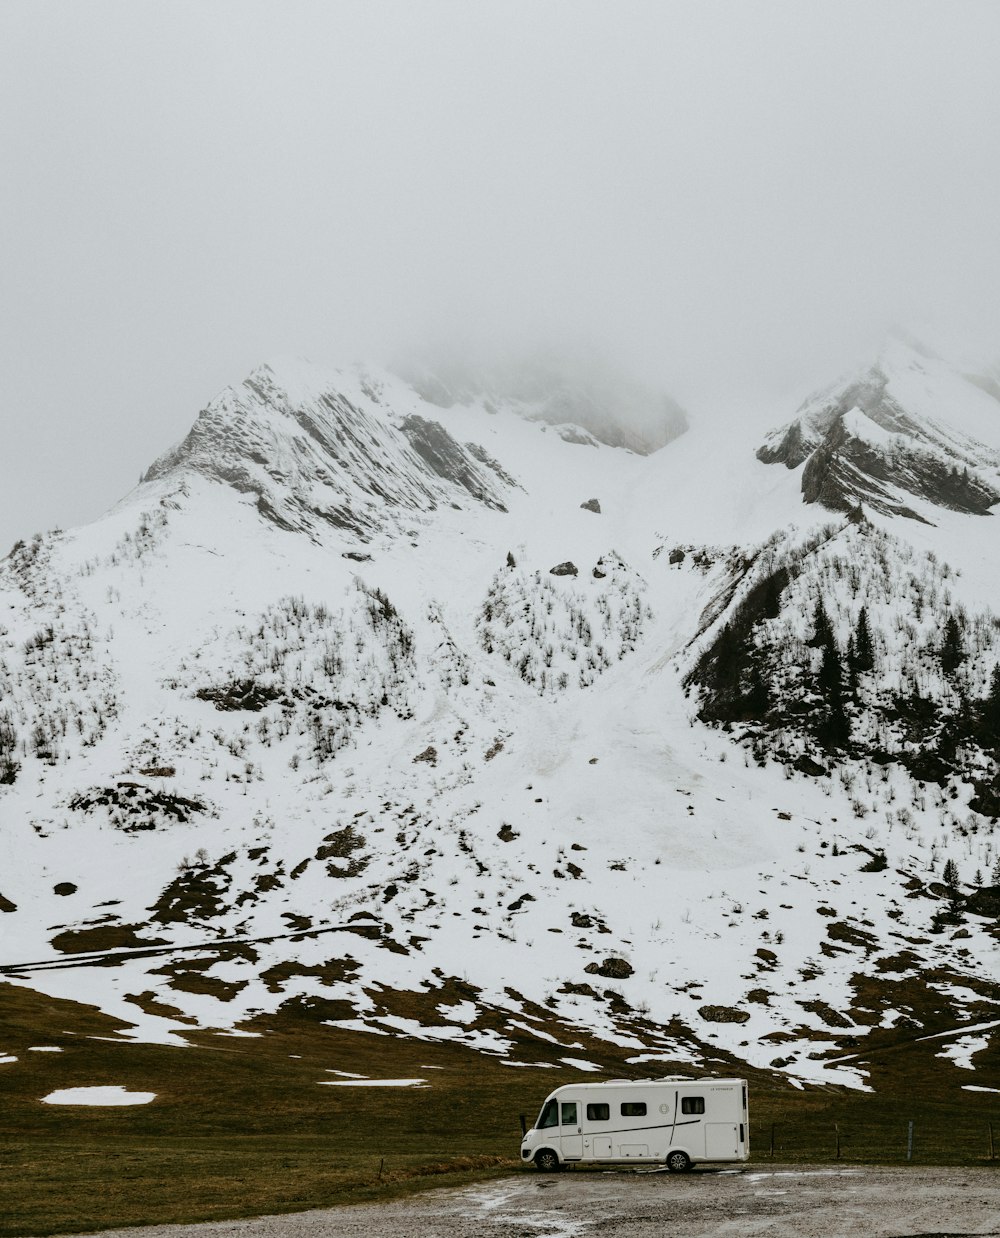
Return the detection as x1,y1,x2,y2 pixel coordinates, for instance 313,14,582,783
584,956,634,979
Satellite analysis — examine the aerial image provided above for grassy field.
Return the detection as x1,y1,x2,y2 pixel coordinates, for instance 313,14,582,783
2,980,1000,1237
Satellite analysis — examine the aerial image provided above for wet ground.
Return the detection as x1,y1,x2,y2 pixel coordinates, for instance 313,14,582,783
75,1165,1000,1238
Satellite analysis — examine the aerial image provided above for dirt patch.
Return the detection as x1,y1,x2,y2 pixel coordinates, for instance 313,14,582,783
50,922,168,954
69,1164,1000,1238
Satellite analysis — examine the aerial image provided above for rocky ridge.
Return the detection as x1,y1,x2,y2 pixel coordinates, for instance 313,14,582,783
757,338,1000,521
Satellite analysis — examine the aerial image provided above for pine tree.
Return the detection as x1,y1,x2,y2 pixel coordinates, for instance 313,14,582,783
760,571,784,621
942,856,960,889
845,635,859,698
808,599,834,649
982,664,1000,742
745,665,769,719
817,641,850,748
940,614,965,676
712,624,742,687
854,606,875,673
818,640,843,699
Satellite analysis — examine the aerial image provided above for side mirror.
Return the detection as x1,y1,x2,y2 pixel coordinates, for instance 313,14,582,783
519,1113,528,1136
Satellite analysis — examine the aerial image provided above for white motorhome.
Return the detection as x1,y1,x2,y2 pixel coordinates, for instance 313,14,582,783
520,1077,749,1172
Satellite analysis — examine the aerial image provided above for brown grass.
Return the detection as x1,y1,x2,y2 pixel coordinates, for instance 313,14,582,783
2,976,1000,1237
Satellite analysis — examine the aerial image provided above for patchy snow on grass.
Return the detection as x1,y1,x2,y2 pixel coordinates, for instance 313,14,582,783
935,1034,989,1070
438,1000,478,1024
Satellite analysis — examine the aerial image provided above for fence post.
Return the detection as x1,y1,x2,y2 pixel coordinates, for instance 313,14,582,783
770,1122,775,1159
990,1122,995,1162
835,1123,840,1159
906,1121,914,1162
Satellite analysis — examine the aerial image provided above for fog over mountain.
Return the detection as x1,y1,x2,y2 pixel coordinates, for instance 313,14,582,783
3,1,1000,551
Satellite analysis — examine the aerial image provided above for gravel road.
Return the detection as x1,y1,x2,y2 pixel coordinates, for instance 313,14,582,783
74,1165,1000,1238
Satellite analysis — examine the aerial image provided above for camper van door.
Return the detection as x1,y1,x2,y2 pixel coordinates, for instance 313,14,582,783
559,1099,583,1159
706,1122,740,1159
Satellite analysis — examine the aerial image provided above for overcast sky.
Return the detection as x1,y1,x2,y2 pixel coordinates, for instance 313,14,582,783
3,0,1000,550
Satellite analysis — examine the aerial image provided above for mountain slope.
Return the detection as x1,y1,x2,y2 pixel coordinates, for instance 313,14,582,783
2,350,1000,1095
401,350,689,455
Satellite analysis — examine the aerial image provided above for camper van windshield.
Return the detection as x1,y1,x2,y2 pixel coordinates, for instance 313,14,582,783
537,1099,558,1129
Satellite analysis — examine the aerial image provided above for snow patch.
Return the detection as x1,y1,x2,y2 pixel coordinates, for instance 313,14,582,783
42,1086,156,1105
318,1078,427,1088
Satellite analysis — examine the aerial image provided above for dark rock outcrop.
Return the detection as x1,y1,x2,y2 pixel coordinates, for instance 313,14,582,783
758,348,1000,521
698,1004,750,1024
585,956,634,979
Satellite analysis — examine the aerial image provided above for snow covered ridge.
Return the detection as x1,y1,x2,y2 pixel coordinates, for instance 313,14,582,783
757,339,1000,521
3,347,1000,1090
142,361,512,542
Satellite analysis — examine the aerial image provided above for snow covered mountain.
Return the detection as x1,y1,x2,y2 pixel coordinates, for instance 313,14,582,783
757,336,1000,522
3,343,1000,1092
142,362,512,541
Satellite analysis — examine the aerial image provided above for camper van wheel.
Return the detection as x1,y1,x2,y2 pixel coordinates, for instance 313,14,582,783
666,1150,691,1173
534,1148,561,1173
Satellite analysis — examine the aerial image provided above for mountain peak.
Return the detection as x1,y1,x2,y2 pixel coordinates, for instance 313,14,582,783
142,359,512,542
757,338,1000,521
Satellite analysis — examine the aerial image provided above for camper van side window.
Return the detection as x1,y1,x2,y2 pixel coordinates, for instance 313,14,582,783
538,1100,558,1129
621,1102,647,1117
586,1103,610,1121
681,1097,705,1114
560,1103,578,1126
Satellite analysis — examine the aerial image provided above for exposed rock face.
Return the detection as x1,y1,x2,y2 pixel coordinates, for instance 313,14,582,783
144,362,510,541
797,412,997,523
399,415,507,510
580,498,601,513
757,342,1000,521
549,561,579,577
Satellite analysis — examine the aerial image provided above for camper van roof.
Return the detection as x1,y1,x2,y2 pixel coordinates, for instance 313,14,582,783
548,1076,745,1092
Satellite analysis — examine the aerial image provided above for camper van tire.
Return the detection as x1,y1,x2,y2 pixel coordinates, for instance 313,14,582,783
666,1150,692,1173
533,1148,561,1172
